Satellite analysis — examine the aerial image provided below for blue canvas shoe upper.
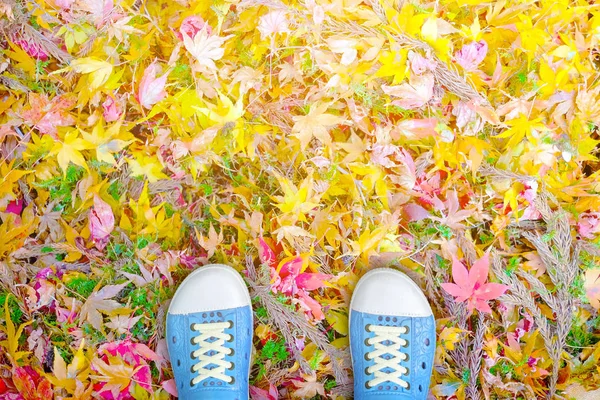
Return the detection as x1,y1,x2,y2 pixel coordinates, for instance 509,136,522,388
166,264,253,400
349,268,436,400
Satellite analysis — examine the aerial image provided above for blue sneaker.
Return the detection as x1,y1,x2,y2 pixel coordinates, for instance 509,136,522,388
166,264,253,399
349,268,436,400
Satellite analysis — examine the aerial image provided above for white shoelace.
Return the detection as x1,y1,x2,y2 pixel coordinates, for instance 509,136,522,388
365,324,410,389
190,321,234,386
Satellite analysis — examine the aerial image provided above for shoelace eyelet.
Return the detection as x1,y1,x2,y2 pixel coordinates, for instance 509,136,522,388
365,324,372,332
228,362,235,370
364,367,370,375
228,349,235,356
364,353,371,361
364,338,370,346
365,382,372,389
229,377,235,384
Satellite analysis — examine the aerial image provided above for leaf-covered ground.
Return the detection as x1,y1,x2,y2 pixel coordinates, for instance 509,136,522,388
1,0,600,398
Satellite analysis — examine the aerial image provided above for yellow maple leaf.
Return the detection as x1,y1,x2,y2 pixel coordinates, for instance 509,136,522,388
292,103,344,149
63,57,114,90
5,41,36,78
46,340,90,394
91,355,135,393
0,161,30,199
494,114,546,150
374,45,408,85
50,128,94,174
193,91,244,126
127,152,168,183
81,119,134,165
386,3,427,37
515,15,548,68
0,296,32,364
272,175,321,222
439,327,464,351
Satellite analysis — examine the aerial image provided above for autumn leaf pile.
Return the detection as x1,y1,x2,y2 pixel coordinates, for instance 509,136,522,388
2,0,600,398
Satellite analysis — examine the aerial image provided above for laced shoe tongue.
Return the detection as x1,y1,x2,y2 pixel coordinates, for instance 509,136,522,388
190,321,233,386
366,324,409,389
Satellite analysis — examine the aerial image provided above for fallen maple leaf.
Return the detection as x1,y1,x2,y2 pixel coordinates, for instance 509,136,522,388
105,315,142,334
47,340,90,394
292,373,325,398
11,366,53,399
454,40,488,72
50,128,94,174
258,10,290,39
182,26,232,70
176,15,212,40
441,252,508,314
292,102,344,149
431,190,475,230
382,73,434,109
79,283,128,330
137,61,168,109
89,194,115,250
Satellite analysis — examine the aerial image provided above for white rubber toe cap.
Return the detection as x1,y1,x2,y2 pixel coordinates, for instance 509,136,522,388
168,264,251,315
350,268,433,317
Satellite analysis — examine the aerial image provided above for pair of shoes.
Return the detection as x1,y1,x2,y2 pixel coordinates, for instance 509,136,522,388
166,264,435,399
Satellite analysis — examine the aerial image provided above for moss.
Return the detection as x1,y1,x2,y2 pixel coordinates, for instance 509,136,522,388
0,293,23,325
65,277,98,298
261,339,289,363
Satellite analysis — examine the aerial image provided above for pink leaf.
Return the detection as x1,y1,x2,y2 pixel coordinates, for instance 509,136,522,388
451,257,470,288
15,40,48,61
138,62,168,110
102,96,122,122
395,118,438,138
296,273,331,291
469,251,490,286
132,343,159,361
370,144,398,167
403,203,430,222
440,283,469,302
578,212,600,239
473,299,492,314
296,290,325,321
89,194,114,250
382,73,434,109
258,238,277,268
250,384,278,400
278,257,303,278
454,40,488,72
161,379,178,397
6,199,23,215
408,51,436,75
133,365,152,392
474,282,509,300
442,253,509,315
176,16,212,41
